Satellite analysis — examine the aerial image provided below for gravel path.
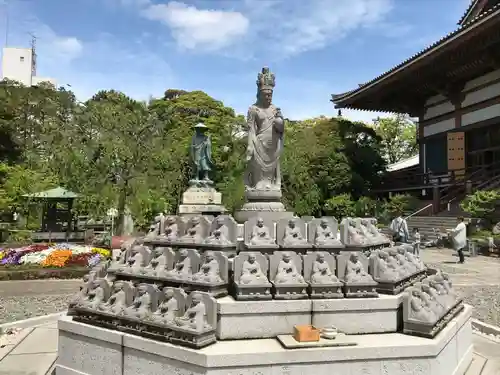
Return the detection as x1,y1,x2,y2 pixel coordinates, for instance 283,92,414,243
455,286,500,327
0,294,75,324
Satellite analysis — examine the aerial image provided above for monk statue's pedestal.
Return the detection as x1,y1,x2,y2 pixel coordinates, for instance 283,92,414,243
178,184,226,219
234,188,294,223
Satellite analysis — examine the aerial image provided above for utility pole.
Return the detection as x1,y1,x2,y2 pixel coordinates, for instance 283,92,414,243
29,32,37,75
4,0,9,46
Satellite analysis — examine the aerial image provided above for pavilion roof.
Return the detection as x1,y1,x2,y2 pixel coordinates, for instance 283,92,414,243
332,4,500,114
22,186,79,199
458,0,499,25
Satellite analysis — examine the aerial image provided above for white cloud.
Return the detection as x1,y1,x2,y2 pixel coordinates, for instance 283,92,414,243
141,1,249,51
245,0,394,57
127,0,394,58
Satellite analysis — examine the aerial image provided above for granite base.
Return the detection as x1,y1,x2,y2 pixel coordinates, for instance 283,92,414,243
233,209,294,223
56,305,473,375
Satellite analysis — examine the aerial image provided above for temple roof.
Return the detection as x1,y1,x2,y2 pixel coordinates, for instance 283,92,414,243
22,186,79,199
332,4,500,114
458,0,499,25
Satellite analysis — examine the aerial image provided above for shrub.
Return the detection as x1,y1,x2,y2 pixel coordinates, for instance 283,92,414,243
324,194,355,219
460,189,500,224
383,194,418,216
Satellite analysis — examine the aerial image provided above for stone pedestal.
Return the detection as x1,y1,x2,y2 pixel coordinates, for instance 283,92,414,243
234,188,293,223
56,305,473,375
178,186,226,218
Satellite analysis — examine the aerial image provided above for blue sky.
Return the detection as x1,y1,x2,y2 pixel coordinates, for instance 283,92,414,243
1,0,471,122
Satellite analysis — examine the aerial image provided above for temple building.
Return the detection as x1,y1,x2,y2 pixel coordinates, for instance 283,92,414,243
332,0,500,213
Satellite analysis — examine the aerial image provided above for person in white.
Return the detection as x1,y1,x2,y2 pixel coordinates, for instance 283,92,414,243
390,213,409,243
450,217,467,264
412,228,421,256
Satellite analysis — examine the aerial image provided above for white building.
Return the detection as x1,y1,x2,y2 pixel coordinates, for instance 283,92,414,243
1,47,56,87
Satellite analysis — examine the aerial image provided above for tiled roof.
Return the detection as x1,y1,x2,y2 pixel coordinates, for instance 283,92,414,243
458,0,479,25
332,3,500,103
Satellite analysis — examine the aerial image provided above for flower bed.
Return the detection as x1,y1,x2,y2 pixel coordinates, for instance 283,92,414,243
0,243,111,280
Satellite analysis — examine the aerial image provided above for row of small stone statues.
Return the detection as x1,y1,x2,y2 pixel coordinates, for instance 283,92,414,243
404,272,462,330
72,276,216,334
144,214,390,249
109,238,424,299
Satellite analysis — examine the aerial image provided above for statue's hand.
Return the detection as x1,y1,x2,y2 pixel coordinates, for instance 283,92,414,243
245,148,253,161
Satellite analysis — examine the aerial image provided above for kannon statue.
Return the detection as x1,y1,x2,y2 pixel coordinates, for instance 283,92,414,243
244,67,284,191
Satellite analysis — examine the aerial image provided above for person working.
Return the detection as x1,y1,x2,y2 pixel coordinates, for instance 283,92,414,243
450,217,467,264
390,213,409,243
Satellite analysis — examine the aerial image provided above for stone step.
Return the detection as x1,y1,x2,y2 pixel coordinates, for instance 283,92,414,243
465,354,487,375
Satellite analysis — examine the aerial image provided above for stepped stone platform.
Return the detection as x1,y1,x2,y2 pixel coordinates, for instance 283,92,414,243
56,305,473,375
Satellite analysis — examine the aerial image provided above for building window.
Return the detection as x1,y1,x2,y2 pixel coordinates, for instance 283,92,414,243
20,56,24,62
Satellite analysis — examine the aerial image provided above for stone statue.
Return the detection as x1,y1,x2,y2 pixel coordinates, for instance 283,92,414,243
274,252,305,284
311,252,339,284
190,123,214,186
124,284,153,319
395,247,418,274
408,288,437,323
144,247,169,276
419,284,445,315
122,245,147,273
192,251,222,283
145,215,162,240
346,219,368,246
373,250,399,282
360,218,389,244
179,217,204,243
244,67,284,192
249,218,275,246
175,292,210,331
69,274,92,308
205,217,231,245
165,249,193,280
314,218,343,247
161,216,180,241
344,252,374,283
404,248,425,270
386,249,410,278
99,281,128,315
239,253,269,285
282,219,308,247
79,280,106,310
152,288,180,324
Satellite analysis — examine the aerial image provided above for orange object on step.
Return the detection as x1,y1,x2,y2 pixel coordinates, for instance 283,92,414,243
293,325,320,342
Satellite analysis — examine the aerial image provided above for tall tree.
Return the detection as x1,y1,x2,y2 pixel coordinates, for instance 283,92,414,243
373,114,418,164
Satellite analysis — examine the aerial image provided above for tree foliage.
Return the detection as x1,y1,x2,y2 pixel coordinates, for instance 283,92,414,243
373,114,418,164
461,190,500,223
0,80,393,234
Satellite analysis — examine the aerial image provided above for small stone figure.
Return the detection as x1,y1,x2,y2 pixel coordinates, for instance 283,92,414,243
190,123,214,186
144,247,168,276
344,253,374,283
99,281,128,315
145,215,162,240
109,246,128,270
179,217,204,243
395,247,417,273
122,245,146,273
175,292,209,331
192,251,222,283
69,274,92,308
362,218,389,244
404,249,425,270
161,216,179,241
314,219,342,247
311,253,339,284
282,219,308,247
124,284,152,319
250,218,275,246
165,249,192,280
408,289,437,323
152,288,179,324
79,280,106,310
239,253,269,285
420,284,446,315
386,249,409,278
205,217,231,245
274,252,305,284
347,220,368,246
373,250,399,281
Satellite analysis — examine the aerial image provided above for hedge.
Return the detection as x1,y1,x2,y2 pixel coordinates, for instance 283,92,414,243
0,264,89,281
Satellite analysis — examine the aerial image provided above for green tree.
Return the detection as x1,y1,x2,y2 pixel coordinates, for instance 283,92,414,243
373,114,418,164
461,190,500,224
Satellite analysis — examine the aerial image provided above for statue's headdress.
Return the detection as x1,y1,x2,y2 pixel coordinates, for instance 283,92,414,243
256,66,275,91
